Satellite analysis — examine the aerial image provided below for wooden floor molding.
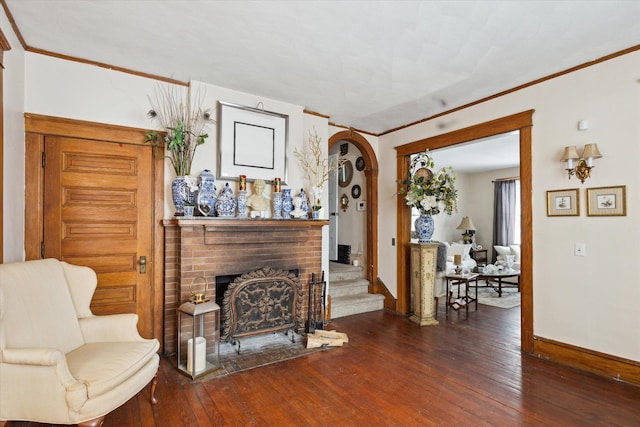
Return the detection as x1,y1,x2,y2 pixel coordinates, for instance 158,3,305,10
533,335,640,386
7,305,640,426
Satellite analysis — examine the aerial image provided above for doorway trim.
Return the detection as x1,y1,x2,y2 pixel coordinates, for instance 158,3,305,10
395,110,534,353
328,130,379,289
23,113,165,342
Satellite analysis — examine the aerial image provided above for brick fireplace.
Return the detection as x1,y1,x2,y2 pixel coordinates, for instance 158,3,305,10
162,218,327,355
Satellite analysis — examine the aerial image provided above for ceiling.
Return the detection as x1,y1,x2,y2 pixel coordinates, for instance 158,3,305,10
6,1,640,137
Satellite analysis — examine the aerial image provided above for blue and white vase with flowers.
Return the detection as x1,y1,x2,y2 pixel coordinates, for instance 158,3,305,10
397,151,458,243
144,84,214,216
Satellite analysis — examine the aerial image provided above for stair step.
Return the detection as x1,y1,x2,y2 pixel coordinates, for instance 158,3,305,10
329,278,370,298
331,293,384,319
329,262,363,281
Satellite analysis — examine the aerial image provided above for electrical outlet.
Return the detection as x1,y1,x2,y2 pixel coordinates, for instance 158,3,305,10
575,243,586,257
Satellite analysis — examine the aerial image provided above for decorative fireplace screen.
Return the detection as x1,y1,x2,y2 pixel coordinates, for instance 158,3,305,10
221,267,303,352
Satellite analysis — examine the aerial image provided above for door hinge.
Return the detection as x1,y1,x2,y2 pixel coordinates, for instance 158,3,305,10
41,241,45,258
41,152,45,168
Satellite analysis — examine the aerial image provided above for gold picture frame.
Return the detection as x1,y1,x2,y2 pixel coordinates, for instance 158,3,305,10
547,188,579,216
587,185,626,216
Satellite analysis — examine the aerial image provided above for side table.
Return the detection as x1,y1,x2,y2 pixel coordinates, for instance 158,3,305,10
470,249,488,265
445,273,479,317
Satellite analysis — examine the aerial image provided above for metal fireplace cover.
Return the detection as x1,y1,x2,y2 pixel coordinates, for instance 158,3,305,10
221,267,303,341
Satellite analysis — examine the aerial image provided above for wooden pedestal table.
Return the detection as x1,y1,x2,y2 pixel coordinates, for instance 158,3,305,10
409,243,440,326
445,273,479,317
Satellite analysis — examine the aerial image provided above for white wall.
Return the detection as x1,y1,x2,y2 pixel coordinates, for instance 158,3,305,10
379,52,640,361
22,54,328,270
2,8,26,262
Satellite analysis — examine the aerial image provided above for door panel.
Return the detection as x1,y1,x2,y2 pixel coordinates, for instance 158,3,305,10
44,136,153,337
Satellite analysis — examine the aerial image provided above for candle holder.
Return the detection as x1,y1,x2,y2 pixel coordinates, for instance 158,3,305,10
177,300,220,379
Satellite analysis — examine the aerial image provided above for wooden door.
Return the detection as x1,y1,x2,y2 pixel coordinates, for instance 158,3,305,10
43,136,154,337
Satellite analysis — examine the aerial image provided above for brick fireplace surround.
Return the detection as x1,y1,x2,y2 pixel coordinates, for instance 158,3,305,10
162,218,328,355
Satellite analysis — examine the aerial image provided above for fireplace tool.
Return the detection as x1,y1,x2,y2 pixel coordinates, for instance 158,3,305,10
307,271,327,333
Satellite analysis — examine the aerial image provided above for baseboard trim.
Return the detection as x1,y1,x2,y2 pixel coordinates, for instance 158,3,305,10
533,336,640,387
375,277,397,312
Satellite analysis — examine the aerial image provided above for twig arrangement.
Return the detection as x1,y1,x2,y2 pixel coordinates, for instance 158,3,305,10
294,128,345,207
145,84,215,176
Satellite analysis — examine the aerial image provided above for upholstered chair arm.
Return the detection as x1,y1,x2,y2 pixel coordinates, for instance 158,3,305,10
2,347,78,385
79,313,147,342
1,348,88,413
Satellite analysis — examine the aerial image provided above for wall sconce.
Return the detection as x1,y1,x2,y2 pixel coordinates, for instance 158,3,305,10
560,144,603,183
456,216,476,244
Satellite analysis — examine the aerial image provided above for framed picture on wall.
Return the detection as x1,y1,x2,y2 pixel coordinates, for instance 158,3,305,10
217,101,289,184
587,185,626,216
546,188,579,216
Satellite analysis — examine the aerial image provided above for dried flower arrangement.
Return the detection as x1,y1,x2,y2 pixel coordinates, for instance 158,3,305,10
294,128,345,208
144,84,215,177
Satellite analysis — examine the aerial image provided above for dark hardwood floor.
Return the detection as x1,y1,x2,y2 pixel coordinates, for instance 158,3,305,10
8,304,640,426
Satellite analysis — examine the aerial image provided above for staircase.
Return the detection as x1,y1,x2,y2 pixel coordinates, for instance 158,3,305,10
329,261,384,319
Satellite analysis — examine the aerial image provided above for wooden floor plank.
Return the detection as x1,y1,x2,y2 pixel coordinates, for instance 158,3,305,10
8,304,640,426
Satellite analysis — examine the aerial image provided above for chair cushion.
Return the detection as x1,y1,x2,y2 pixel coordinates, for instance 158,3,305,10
0,259,85,353
66,340,159,399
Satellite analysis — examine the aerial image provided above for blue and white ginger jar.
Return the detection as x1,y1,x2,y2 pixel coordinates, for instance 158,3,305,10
215,183,237,217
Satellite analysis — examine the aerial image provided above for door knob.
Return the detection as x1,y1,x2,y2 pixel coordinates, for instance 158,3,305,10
139,256,147,274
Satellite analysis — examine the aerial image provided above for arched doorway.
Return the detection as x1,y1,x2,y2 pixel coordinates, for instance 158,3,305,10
328,130,379,293
395,111,534,353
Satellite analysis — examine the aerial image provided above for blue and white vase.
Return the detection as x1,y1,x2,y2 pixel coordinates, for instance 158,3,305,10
215,183,237,217
197,169,217,216
172,176,189,216
414,213,434,243
272,191,283,219
236,190,248,218
296,188,309,219
281,189,293,219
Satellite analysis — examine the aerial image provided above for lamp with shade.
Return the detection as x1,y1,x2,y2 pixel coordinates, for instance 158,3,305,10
560,143,602,183
456,216,476,244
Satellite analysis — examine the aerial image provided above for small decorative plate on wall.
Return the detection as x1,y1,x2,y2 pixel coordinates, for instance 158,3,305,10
355,156,365,171
351,184,361,199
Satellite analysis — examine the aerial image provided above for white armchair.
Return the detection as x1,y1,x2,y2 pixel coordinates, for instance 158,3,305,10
0,259,159,426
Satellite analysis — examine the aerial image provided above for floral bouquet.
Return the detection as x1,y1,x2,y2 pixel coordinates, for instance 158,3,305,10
398,151,458,216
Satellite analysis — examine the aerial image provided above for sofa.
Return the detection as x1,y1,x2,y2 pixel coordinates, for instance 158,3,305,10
494,244,521,270
0,259,160,426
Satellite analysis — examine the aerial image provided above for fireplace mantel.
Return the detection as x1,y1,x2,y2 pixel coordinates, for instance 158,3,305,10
162,217,328,354
163,218,329,229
